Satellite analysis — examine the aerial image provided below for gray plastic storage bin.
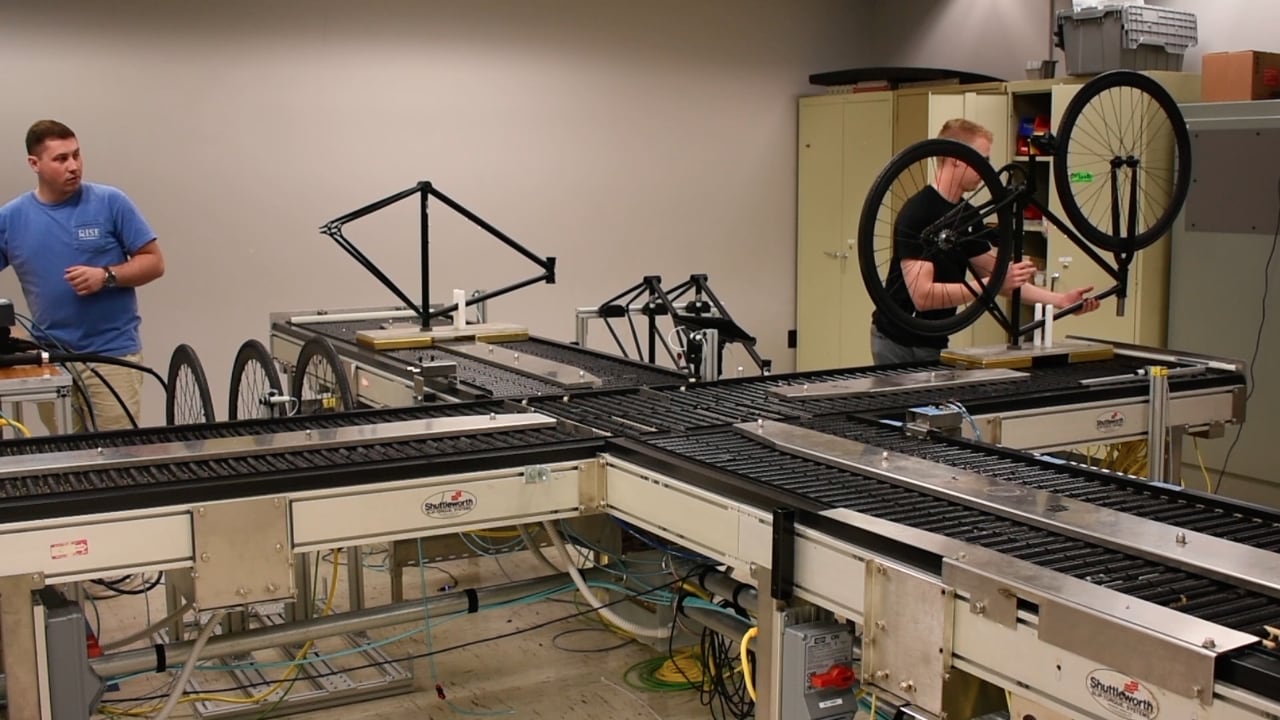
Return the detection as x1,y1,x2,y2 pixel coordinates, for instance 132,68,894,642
1056,4,1197,76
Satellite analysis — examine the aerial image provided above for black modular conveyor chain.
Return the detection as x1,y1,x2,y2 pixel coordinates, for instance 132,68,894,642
1,425,583,498
531,356,1241,436
804,416,1280,548
0,402,518,456
630,428,1280,701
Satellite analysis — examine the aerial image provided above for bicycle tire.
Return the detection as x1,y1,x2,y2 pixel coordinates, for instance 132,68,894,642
228,339,284,421
290,337,355,414
857,137,1014,338
1054,70,1192,253
166,343,216,425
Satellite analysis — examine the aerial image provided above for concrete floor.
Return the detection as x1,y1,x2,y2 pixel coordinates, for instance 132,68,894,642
88,547,719,719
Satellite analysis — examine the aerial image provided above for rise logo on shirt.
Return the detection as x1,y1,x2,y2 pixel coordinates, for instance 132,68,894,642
77,227,102,241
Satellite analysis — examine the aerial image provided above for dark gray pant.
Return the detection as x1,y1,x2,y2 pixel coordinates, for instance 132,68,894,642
870,326,941,366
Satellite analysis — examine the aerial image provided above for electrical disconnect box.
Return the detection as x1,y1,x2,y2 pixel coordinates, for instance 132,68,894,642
781,621,859,720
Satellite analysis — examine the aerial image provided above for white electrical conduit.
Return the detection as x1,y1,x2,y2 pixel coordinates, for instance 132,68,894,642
541,521,672,639
154,609,226,720
519,524,562,575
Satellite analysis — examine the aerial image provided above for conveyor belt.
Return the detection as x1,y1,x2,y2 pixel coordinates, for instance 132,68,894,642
0,426,581,496
801,416,1280,548
297,321,685,396
0,415,600,522
0,402,517,456
534,357,1240,436
636,429,1280,699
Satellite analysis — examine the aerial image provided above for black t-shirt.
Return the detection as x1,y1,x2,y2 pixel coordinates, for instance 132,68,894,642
871,185,994,349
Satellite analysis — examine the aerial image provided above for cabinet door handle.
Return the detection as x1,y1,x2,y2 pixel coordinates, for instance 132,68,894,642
824,250,840,259
1050,272,1061,292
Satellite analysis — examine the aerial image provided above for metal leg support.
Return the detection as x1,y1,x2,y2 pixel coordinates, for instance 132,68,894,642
0,572,48,720
346,546,366,611
288,552,314,622
1168,425,1186,488
752,565,786,720
1146,366,1170,483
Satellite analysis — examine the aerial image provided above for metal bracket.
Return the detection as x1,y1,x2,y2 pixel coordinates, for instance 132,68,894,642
943,557,1237,704
577,457,606,513
949,563,1018,629
192,497,294,610
523,465,551,484
863,560,954,717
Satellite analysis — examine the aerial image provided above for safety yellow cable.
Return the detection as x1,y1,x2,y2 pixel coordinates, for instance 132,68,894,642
1192,437,1213,493
653,648,705,684
740,627,758,702
0,418,32,437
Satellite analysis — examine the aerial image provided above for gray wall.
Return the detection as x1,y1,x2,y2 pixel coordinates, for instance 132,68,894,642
0,0,871,425
1169,100,1280,507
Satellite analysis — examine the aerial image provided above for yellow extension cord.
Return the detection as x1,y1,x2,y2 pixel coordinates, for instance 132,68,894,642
0,417,32,437
740,626,758,702
1083,437,1214,493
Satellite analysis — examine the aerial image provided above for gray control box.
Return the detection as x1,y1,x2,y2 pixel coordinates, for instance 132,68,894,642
781,621,858,720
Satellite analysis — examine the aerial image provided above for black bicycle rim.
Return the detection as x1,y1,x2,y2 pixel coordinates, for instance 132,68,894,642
1054,70,1192,253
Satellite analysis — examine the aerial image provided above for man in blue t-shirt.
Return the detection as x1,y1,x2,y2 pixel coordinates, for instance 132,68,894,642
0,119,165,431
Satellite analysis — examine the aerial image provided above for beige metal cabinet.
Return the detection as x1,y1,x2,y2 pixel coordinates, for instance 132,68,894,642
796,85,1008,370
796,91,894,371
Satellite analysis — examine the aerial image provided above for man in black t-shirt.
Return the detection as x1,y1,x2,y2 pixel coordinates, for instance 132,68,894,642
870,119,1099,365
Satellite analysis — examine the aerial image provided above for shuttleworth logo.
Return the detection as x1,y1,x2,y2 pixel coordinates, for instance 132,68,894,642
1096,410,1126,434
1086,669,1159,720
422,490,477,519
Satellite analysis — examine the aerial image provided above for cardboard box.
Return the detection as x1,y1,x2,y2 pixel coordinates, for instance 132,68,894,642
1202,50,1280,102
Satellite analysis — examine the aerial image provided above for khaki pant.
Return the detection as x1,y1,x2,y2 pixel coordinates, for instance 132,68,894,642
40,352,145,433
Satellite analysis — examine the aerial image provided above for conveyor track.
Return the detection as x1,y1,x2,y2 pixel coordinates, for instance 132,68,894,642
0,403,516,456
641,429,1280,698
298,321,685,396
535,358,1237,435
803,416,1280,549
0,426,582,498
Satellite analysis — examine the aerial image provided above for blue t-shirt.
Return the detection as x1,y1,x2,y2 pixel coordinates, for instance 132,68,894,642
0,182,156,356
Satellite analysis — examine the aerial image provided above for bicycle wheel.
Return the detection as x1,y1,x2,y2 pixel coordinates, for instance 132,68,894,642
228,339,284,420
1054,70,1192,253
857,138,1014,338
290,337,355,414
166,344,216,425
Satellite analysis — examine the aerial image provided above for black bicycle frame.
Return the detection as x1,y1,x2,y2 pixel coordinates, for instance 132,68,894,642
595,274,770,374
319,181,557,330
979,148,1139,347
